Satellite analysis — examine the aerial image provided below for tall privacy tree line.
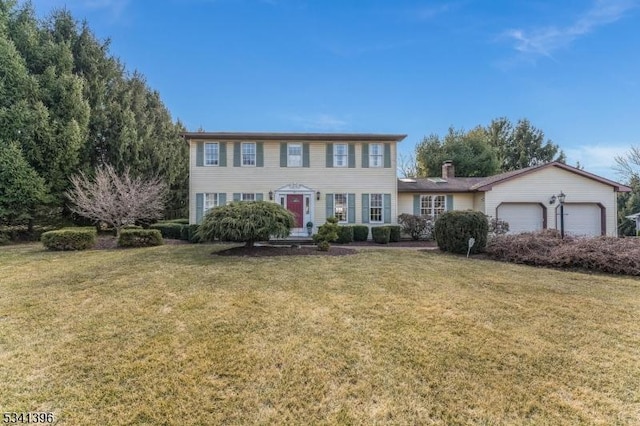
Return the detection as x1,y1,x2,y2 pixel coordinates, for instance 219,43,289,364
0,0,187,228
400,117,566,178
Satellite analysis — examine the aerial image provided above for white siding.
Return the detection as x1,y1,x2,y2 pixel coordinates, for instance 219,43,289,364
484,166,617,236
189,140,399,226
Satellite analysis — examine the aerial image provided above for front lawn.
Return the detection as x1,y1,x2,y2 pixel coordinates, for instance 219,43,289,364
1,244,638,424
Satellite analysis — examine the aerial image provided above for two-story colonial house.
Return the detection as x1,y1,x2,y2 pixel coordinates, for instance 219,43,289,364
184,131,630,238
183,132,407,236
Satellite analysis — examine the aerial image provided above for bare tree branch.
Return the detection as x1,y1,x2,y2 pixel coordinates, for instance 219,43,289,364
66,164,166,233
398,152,418,178
614,146,640,182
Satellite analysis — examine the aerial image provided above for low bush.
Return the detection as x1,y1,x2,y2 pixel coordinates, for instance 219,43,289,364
150,223,184,239
372,226,391,244
489,217,510,235
486,231,640,275
434,210,489,254
353,225,369,242
187,224,201,243
180,225,190,241
1,225,55,242
397,214,434,240
160,218,189,225
386,225,402,242
0,232,9,245
41,227,97,251
336,226,354,244
122,224,142,230
118,229,163,248
313,217,339,251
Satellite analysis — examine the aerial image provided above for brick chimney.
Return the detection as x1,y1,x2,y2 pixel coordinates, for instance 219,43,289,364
442,160,454,179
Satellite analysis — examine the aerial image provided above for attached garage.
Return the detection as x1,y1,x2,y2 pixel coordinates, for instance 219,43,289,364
497,203,545,234
557,203,603,236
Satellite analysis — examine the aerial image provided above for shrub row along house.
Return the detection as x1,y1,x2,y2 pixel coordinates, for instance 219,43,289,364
183,132,630,237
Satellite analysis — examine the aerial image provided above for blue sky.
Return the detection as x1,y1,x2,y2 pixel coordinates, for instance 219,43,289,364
30,0,640,181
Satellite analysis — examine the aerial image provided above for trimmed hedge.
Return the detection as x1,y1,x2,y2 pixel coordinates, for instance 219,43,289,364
180,225,190,241
41,227,97,251
372,226,391,244
434,210,488,254
386,225,402,243
353,225,369,242
336,226,354,244
122,224,142,230
187,224,201,243
118,229,163,248
162,218,189,225
150,223,184,239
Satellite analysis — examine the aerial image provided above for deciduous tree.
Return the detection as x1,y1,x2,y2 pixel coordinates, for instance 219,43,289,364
66,164,166,234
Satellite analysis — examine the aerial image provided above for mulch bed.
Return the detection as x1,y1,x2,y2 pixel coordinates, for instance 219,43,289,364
92,236,189,250
344,240,437,248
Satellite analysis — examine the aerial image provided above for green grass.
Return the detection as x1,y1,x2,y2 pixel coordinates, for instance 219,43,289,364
1,243,639,425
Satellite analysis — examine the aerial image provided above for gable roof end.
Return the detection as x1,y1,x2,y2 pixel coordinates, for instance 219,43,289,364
471,161,631,192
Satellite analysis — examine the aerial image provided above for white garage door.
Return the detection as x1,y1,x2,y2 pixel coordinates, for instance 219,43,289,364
558,204,601,236
497,203,544,234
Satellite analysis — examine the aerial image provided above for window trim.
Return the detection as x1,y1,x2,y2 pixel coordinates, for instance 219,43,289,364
204,193,218,213
420,194,446,219
369,143,383,168
204,142,219,166
287,143,302,167
334,193,348,223
334,143,348,168
241,142,256,167
369,193,383,223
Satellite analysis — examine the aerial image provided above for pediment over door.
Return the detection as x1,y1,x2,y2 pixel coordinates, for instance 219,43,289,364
274,183,315,193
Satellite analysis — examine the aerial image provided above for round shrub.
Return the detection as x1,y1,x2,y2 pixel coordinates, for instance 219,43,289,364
353,225,369,242
150,223,184,239
434,210,488,254
386,225,402,242
372,226,391,244
336,226,354,244
41,227,97,251
187,224,201,243
118,229,163,248
317,240,330,251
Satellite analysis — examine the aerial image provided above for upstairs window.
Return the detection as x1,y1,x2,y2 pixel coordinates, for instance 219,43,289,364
369,143,383,168
242,143,256,166
204,143,219,166
334,143,348,167
288,143,302,167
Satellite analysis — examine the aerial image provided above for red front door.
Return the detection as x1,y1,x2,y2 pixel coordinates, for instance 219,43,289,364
286,194,304,227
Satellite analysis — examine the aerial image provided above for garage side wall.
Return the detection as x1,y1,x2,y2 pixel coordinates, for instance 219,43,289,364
484,167,618,236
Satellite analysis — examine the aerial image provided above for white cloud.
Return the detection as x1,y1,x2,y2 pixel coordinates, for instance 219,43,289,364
503,0,638,58
565,144,631,180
